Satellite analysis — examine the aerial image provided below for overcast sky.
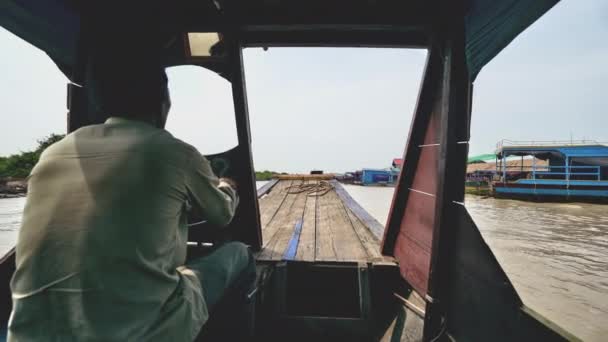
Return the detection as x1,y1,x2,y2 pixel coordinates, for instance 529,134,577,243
1,1,606,173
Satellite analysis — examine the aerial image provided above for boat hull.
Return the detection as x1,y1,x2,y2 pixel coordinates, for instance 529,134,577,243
493,180,608,202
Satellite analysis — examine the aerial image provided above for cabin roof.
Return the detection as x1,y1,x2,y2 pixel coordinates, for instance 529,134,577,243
467,154,495,163
362,168,391,172
498,145,608,159
466,158,548,173
2,0,558,82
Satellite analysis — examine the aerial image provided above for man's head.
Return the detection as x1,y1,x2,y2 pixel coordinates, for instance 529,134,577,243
85,33,172,128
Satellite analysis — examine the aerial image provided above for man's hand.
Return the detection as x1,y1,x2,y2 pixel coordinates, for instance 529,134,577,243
220,177,238,192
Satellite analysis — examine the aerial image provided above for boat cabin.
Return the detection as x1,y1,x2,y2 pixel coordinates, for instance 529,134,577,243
494,140,608,201
1,1,579,341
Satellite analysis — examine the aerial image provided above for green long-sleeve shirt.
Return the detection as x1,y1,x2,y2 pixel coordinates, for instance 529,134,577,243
9,117,238,341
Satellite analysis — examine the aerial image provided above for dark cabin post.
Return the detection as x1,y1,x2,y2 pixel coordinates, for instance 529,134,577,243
226,38,263,251
422,13,472,341
67,83,90,133
66,22,89,133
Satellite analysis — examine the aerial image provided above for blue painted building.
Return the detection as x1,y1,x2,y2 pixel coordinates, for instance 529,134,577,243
361,168,399,186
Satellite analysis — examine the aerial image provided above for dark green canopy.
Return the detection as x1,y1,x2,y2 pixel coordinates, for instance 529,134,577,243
464,0,559,79
467,154,496,164
1,0,559,81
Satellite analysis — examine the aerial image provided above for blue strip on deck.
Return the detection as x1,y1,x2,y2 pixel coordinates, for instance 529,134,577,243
283,219,303,261
495,187,608,197
515,179,608,186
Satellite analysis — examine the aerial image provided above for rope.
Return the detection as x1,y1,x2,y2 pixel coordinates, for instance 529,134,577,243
286,181,333,197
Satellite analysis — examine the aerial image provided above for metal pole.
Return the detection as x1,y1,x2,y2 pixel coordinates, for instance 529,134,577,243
565,156,569,181
503,155,507,182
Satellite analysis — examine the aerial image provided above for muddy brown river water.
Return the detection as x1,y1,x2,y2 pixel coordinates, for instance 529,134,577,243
1,186,606,341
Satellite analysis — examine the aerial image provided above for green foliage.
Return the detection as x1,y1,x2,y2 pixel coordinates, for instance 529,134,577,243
0,158,6,181
255,170,279,181
35,134,65,154
0,134,65,179
1,135,281,181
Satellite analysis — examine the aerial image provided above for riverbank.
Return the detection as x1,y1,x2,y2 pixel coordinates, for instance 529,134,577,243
0,179,26,198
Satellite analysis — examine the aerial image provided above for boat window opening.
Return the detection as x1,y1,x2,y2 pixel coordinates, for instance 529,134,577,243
464,2,608,340
165,65,238,155
186,32,221,57
243,47,427,226
0,27,67,156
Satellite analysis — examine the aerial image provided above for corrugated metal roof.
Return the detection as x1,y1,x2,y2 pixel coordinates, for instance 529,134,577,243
557,146,608,158
467,154,495,163
467,159,548,173
500,145,608,158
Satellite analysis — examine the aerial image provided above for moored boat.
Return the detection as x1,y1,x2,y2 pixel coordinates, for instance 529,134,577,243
493,140,608,202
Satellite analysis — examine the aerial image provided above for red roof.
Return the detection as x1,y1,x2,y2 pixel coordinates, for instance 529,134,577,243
392,158,403,166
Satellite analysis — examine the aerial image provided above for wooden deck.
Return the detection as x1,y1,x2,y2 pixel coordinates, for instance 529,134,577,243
256,179,388,263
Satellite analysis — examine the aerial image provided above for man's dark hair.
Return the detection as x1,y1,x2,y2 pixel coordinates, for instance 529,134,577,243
85,31,169,122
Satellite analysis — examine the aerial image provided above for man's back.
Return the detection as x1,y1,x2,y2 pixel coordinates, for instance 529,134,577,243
9,117,236,341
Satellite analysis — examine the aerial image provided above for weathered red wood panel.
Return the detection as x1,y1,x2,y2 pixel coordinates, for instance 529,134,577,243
392,107,440,294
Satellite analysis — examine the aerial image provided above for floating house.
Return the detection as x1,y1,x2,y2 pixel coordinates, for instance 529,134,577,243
361,168,399,186
493,140,608,201
392,158,403,170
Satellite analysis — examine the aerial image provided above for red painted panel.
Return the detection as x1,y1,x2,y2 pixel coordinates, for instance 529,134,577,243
394,231,431,294
422,109,440,145
389,108,440,295
400,190,436,251
411,144,439,196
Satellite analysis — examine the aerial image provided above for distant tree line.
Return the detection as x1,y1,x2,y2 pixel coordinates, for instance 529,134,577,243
255,170,285,181
0,134,65,179
0,134,284,181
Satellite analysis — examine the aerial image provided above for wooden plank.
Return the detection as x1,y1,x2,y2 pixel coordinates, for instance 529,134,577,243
259,179,292,227
315,187,338,261
276,174,335,180
323,190,368,261
295,181,318,262
344,208,383,261
257,180,305,260
266,181,309,261
315,189,367,262
258,180,292,229
332,180,385,240
259,180,299,249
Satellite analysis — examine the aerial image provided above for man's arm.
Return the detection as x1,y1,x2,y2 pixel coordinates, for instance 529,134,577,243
185,150,239,227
